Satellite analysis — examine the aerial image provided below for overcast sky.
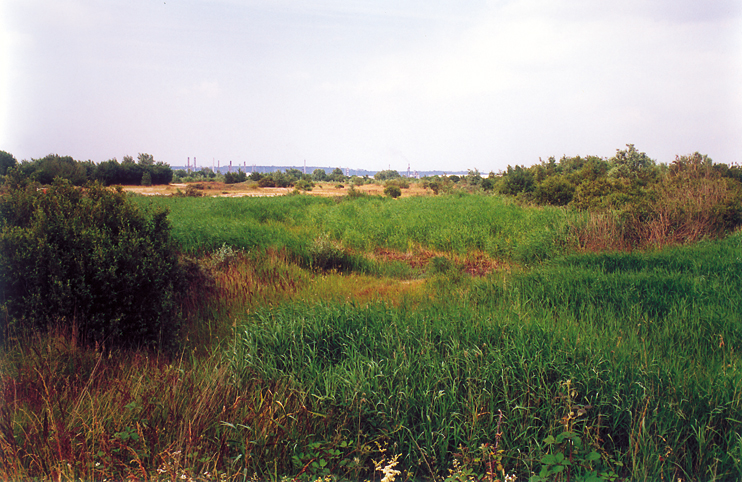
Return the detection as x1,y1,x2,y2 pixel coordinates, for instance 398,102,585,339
2,1,741,172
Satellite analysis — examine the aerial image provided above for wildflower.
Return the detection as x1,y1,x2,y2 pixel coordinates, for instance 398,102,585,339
504,475,517,482
375,453,401,482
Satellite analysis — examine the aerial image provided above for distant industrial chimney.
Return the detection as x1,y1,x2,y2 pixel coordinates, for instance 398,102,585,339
187,157,190,173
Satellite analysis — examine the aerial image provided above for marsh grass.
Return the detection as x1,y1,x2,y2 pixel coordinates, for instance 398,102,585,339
133,193,574,265
229,232,742,480
4,193,742,480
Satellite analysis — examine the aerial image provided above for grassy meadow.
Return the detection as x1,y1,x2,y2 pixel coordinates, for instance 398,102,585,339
2,190,742,481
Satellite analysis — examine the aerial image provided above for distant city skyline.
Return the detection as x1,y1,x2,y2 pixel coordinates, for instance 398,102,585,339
2,1,741,172
173,162,468,178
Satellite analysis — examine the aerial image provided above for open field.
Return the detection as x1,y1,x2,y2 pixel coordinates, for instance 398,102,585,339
2,189,742,481
123,180,432,198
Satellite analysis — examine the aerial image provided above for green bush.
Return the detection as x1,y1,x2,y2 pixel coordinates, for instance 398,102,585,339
224,171,247,184
533,175,575,206
294,179,314,191
374,169,401,181
384,184,402,198
0,179,185,350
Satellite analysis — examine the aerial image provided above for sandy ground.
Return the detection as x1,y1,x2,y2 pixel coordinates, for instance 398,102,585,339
123,181,431,198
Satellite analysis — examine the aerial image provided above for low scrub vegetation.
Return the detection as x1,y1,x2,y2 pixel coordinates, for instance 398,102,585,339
2,146,742,481
0,179,186,351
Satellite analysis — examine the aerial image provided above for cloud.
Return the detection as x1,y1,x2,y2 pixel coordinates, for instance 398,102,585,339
3,0,740,169
177,81,221,100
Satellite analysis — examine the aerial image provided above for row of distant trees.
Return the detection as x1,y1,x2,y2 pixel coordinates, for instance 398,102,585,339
0,151,173,186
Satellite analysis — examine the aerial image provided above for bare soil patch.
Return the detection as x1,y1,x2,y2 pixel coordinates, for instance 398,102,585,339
372,247,503,277
122,181,431,198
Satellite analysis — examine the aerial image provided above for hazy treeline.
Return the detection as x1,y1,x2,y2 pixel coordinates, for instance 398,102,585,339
0,151,173,186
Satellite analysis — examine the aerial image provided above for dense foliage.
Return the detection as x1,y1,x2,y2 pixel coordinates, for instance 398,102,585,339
8,153,173,186
0,179,184,350
0,150,17,176
223,171,247,184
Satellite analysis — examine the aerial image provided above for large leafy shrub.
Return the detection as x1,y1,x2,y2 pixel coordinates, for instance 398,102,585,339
0,179,184,350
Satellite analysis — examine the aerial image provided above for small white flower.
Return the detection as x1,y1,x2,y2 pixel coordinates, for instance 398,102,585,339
376,454,401,482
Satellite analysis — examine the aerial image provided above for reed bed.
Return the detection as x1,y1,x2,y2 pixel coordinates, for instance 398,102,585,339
132,193,573,265
3,193,741,480
227,231,742,480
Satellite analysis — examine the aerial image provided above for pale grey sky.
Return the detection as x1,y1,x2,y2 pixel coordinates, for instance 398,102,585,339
2,0,741,172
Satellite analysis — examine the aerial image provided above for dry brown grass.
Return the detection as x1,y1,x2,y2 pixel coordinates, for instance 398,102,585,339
123,181,432,198
371,247,504,277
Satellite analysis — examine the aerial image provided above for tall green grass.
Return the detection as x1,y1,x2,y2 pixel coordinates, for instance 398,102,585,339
130,194,332,256
133,193,574,265
315,193,572,263
231,232,742,480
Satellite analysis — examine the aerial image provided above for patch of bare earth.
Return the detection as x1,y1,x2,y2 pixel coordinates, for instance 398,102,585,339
372,248,503,277
122,181,432,198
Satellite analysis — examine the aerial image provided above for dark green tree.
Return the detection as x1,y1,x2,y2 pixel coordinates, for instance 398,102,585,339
328,168,346,182
0,150,17,176
374,169,401,181
137,153,155,166
224,171,248,184
312,169,328,182
285,168,303,182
